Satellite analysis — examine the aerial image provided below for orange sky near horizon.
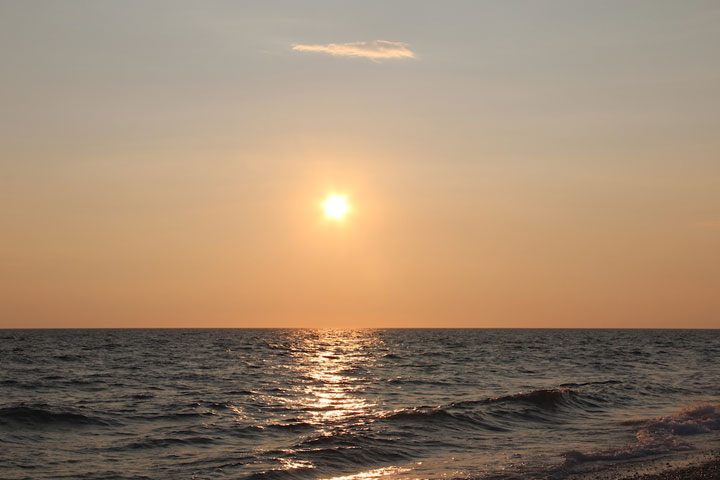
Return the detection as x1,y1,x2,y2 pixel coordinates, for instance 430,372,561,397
1,1,719,328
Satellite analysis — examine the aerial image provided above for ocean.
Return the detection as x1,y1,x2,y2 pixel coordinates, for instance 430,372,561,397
1,329,719,479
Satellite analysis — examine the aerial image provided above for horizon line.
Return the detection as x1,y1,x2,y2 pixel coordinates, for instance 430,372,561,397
2,327,718,331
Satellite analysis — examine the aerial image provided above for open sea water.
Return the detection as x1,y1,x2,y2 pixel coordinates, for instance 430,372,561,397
1,329,719,479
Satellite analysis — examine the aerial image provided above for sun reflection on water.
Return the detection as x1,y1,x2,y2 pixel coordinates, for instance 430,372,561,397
322,465,412,480
289,330,379,428
260,330,412,479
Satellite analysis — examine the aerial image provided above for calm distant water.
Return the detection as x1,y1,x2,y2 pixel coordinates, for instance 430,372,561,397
1,329,719,479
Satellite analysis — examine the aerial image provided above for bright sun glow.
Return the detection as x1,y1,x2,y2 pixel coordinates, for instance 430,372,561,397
324,194,349,220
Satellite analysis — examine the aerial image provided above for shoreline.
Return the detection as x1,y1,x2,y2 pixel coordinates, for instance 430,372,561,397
565,440,720,480
620,453,720,480
572,451,720,480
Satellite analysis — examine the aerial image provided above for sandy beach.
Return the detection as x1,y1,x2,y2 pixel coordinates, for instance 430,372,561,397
623,455,720,480
578,451,720,480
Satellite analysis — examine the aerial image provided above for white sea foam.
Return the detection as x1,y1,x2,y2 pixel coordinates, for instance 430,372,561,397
561,404,720,470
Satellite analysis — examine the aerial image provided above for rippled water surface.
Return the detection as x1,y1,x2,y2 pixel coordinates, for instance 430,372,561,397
1,329,719,479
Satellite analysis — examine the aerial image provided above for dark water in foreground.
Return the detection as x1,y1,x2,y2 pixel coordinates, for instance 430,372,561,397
1,329,719,479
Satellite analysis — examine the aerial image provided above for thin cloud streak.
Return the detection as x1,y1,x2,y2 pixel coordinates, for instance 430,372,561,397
292,40,415,61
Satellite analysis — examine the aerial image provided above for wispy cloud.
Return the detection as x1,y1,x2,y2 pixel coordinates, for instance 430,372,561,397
291,40,415,61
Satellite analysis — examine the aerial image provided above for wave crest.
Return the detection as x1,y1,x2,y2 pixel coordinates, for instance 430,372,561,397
562,404,720,470
0,405,111,427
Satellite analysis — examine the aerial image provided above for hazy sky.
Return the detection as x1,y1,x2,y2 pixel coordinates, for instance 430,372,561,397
1,1,719,328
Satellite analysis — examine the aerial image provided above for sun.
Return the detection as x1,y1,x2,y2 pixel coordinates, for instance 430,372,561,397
323,194,349,220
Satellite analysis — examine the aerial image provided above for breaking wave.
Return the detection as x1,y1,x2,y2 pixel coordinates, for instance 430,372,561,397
561,404,720,471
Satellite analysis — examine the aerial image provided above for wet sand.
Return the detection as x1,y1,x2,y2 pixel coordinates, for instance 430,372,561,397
618,452,720,480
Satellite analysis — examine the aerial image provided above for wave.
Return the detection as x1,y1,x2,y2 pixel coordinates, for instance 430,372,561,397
379,387,593,434
131,393,154,400
271,432,415,471
119,436,216,450
226,389,256,395
559,379,622,388
241,465,316,480
483,387,580,408
133,411,218,421
53,354,83,362
381,405,506,431
560,404,720,471
627,404,720,440
264,421,315,432
0,405,112,427
449,387,595,410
